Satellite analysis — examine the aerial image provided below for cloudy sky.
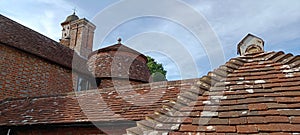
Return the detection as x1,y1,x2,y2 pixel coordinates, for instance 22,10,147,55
1,0,300,80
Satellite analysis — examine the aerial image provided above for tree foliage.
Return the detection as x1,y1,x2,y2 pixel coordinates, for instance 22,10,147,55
146,56,167,82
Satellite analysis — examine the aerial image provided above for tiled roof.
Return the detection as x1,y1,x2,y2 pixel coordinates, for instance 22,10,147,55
0,15,71,69
0,15,90,74
127,51,300,134
88,44,147,61
0,79,198,126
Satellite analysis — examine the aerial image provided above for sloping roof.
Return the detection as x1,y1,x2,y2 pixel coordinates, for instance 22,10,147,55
0,79,198,126
0,14,71,69
88,44,148,61
127,51,300,134
0,14,90,75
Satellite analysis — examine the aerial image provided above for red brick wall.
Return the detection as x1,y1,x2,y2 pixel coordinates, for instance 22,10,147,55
0,44,74,100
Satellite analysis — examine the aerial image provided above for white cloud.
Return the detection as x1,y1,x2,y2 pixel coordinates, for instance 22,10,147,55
1,0,300,80
125,32,200,80
0,0,81,41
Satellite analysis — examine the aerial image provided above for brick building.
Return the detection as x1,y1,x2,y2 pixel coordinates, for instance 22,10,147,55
1,14,81,101
0,13,191,134
1,13,300,135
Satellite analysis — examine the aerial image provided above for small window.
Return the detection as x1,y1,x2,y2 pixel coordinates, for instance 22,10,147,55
96,78,101,87
77,76,90,91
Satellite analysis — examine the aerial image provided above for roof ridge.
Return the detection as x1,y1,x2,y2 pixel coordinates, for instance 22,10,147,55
97,78,199,92
267,51,300,68
239,51,275,59
127,51,300,134
126,57,247,134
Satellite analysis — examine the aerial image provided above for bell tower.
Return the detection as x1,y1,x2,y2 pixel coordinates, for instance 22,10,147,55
60,12,96,58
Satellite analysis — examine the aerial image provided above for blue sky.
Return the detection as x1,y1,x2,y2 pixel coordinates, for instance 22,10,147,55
1,0,300,81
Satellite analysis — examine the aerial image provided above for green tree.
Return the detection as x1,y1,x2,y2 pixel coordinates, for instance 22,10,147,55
146,56,167,82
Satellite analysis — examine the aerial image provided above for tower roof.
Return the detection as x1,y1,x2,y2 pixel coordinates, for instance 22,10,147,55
88,42,150,83
89,42,147,61
61,12,79,25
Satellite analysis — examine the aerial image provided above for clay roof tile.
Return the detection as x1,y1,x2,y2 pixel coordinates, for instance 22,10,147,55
127,51,300,134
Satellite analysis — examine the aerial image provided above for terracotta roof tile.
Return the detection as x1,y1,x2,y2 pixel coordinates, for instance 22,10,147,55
0,79,198,126
88,44,147,60
127,51,300,134
236,125,258,134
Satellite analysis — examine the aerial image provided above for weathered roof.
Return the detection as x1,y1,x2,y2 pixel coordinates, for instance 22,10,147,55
0,14,72,69
89,44,148,61
0,14,90,75
127,51,300,134
0,79,198,126
88,44,151,83
61,12,79,25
